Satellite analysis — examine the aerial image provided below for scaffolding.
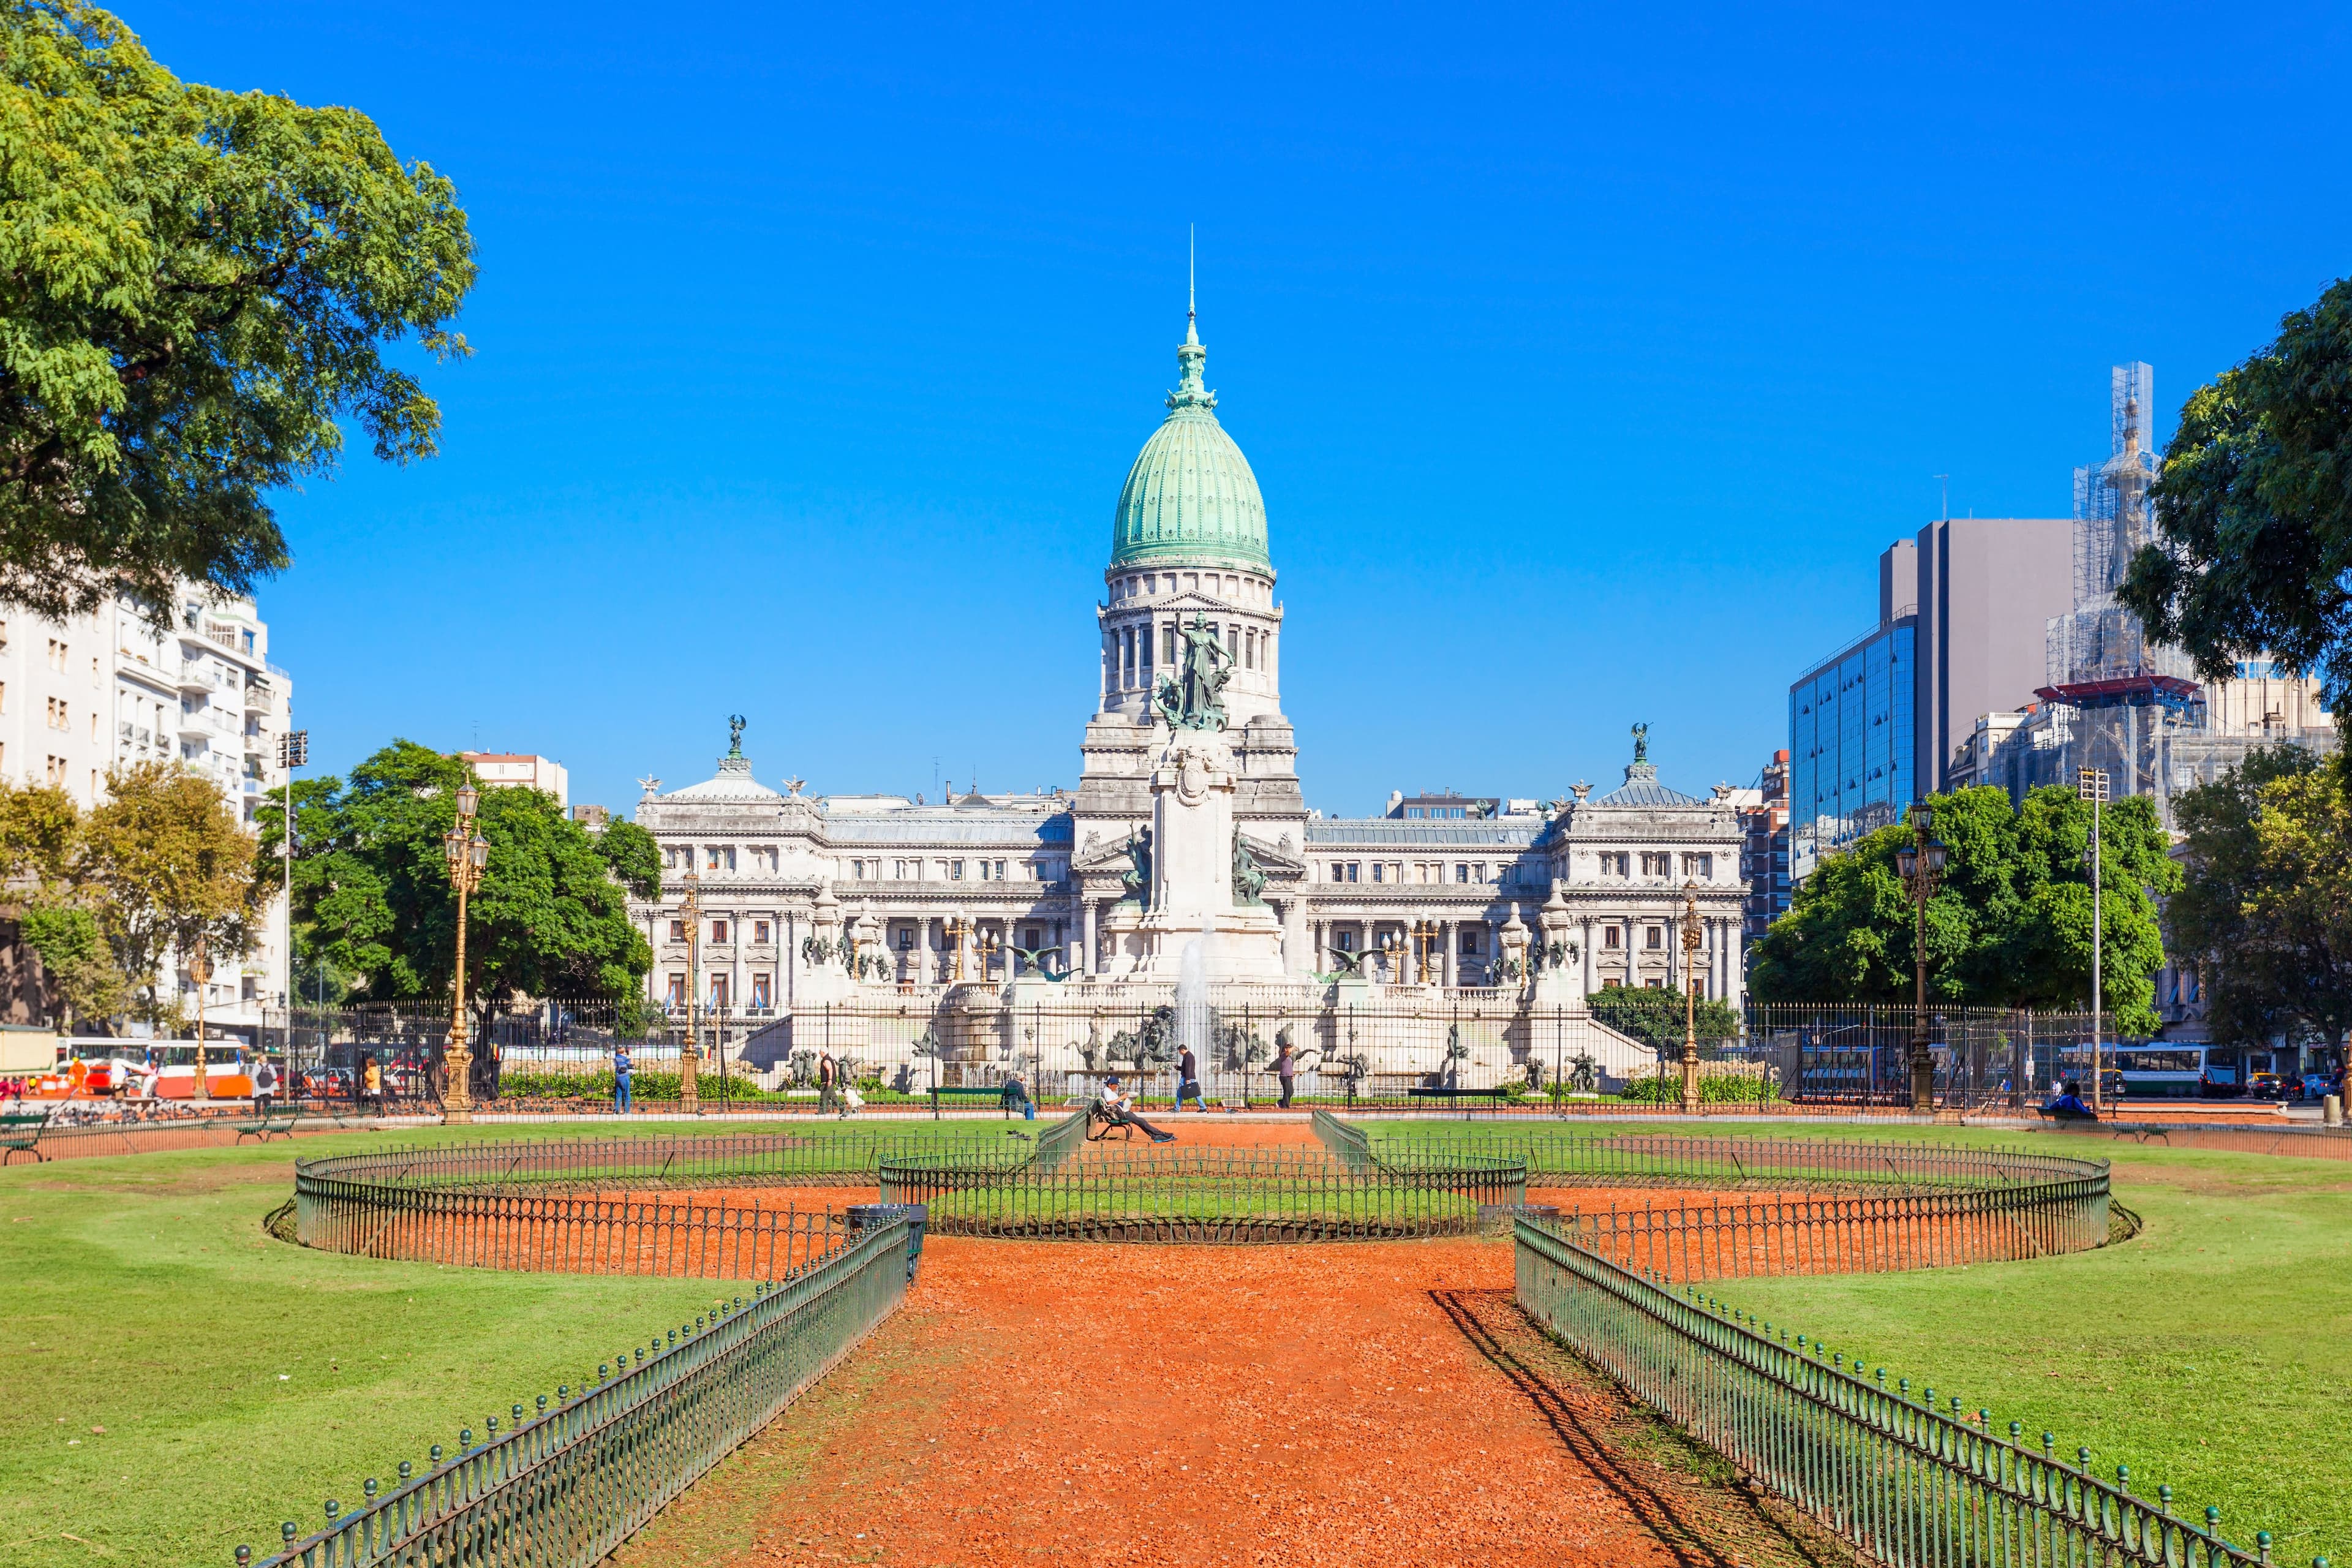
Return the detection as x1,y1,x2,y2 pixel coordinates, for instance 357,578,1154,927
2043,362,2198,698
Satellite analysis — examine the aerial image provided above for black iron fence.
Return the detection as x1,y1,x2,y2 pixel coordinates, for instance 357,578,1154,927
875,1112,1526,1242
1515,1216,2299,1567
205,995,2181,1118
246,1214,912,1568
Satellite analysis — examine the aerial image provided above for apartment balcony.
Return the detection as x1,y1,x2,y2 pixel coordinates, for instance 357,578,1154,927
243,677,273,713
176,661,214,693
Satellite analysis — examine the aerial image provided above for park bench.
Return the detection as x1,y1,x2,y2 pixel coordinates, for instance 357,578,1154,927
930,1082,1029,1120
234,1109,301,1144
0,1111,50,1163
1407,1086,1510,1112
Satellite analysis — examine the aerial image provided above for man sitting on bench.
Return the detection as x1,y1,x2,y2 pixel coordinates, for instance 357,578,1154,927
2042,1080,2096,1120
1100,1076,1175,1144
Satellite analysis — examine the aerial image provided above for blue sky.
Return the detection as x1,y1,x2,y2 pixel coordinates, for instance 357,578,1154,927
135,1,2352,815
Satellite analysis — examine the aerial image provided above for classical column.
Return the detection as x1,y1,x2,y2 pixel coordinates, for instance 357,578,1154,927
1441,919,1455,987
1082,899,1098,978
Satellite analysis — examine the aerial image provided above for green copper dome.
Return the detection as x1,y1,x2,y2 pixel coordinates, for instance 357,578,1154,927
1110,315,1270,572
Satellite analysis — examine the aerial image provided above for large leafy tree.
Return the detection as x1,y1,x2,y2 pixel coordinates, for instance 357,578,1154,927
80,761,266,1022
2117,275,2352,740
0,777,129,1026
1750,785,2179,1033
2165,747,2352,1051
261,741,655,1006
1585,984,1742,1050
1,0,474,621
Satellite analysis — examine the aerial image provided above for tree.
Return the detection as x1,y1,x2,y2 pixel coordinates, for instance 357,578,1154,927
80,762,265,1021
262,741,652,1005
2118,276,2352,742
0,778,127,1026
1586,982,1743,1052
2165,747,2352,1050
17,903,126,1026
1749,784,2179,1033
1,0,474,622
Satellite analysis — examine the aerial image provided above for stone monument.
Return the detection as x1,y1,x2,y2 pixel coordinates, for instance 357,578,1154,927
1097,614,1289,980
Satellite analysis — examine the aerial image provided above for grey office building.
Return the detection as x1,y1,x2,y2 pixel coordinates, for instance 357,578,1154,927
1789,518,2073,883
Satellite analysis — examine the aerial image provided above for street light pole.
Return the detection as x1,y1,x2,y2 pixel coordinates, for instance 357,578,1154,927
2078,768,2109,1112
442,782,488,1123
1679,884,1703,1114
680,868,702,1112
277,725,306,1090
189,937,211,1100
1895,803,1950,1114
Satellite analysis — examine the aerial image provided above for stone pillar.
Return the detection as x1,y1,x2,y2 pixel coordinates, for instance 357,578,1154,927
1082,899,1098,978
1580,918,1594,997
1441,920,1455,987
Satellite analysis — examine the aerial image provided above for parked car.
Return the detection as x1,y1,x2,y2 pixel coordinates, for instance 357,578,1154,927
301,1066,353,1098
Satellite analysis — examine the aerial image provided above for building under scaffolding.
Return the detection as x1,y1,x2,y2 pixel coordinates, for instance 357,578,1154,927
2002,363,2335,826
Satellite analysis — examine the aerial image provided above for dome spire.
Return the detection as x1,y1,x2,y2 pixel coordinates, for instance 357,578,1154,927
1170,226,1214,413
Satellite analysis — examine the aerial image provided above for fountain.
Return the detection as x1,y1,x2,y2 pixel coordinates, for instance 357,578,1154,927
1175,916,1214,1099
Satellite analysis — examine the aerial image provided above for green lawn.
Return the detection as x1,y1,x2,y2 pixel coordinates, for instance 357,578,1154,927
1691,1139,2352,1566
0,1121,915,1568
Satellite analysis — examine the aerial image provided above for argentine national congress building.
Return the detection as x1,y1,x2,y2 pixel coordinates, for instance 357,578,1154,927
629,309,1749,1022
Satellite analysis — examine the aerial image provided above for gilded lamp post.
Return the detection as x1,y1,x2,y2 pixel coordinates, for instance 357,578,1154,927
1678,884,1703,1114
188,937,211,1099
679,868,702,1111
1894,803,1949,1114
442,782,488,1123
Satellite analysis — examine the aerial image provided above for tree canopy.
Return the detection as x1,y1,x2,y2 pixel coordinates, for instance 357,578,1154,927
1,0,474,621
262,741,655,1005
2118,274,2352,740
1585,983,1741,1051
80,761,268,1017
1749,785,2179,1034
2164,747,2352,1050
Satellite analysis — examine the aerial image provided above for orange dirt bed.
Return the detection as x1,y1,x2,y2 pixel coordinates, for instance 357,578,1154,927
618,1237,1842,1568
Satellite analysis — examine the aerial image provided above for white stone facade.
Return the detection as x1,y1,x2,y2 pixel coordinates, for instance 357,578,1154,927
628,318,1744,1019
0,589,294,1033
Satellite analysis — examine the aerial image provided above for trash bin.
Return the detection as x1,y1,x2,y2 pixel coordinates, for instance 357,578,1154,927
845,1203,927,1282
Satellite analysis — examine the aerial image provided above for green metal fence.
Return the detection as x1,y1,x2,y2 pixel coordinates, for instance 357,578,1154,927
877,1139,1526,1242
243,1214,911,1568
1376,1126,2108,1193
1515,1216,2313,1567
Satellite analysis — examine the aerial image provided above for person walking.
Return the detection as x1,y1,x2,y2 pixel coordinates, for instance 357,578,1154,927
1175,1044,1206,1112
360,1054,382,1117
817,1051,844,1117
251,1056,279,1118
1274,1039,1297,1110
612,1045,633,1115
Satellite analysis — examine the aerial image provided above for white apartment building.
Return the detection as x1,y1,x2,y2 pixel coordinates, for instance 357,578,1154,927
0,589,294,1037
459,752,570,810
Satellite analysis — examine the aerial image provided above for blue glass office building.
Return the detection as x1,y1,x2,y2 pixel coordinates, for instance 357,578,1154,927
1789,616,1916,882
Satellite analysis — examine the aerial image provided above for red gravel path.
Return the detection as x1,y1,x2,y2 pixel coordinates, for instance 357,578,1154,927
622,1237,1838,1567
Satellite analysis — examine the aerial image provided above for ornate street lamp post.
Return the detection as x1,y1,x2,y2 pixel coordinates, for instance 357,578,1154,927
441,782,489,1123
1678,884,1703,1114
189,937,211,1100
1894,802,1950,1114
679,868,702,1112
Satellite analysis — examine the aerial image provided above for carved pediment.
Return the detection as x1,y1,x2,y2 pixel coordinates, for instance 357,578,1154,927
1237,830,1306,875
1072,828,1145,875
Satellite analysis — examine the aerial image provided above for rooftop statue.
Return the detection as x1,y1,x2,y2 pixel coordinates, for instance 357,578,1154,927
1232,832,1267,905
1630,721,1649,764
728,714,747,757
1153,612,1233,731
1119,826,1153,905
